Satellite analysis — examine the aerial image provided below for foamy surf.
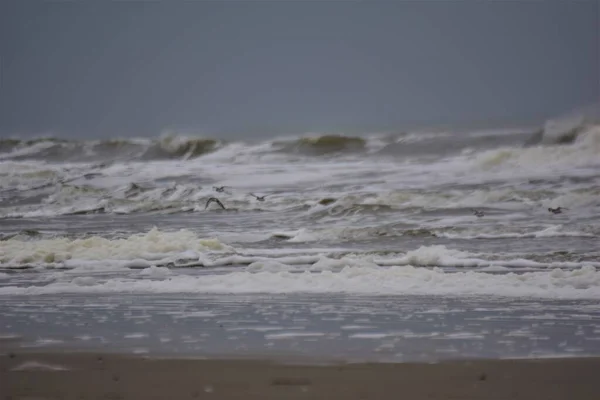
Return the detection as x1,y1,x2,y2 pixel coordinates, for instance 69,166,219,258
0,227,233,269
1,227,596,272
2,127,600,220
1,115,598,296
2,108,600,363
1,264,599,299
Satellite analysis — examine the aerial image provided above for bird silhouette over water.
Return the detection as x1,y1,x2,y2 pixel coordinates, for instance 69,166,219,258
472,209,484,217
249,193,266,201
548,207,567,214
213,186,228,193
205,197,226,210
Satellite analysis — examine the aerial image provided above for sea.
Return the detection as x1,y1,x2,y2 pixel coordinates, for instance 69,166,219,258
1,109,600,363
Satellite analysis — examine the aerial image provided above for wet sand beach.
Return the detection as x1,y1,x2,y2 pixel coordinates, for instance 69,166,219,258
2,351,600,400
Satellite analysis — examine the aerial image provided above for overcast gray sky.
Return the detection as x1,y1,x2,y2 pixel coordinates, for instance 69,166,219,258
0,0,598,139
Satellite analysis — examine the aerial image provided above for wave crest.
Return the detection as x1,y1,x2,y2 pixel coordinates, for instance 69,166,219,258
525,103,600,146
150,133,221,160
0,134,222,162
283,135,366,155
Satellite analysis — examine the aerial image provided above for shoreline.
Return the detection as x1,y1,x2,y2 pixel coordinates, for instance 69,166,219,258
2,351,600,399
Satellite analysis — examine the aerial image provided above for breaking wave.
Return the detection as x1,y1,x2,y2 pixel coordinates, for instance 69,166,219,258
1,227,599,299
2,260,599,299
0,133,223,162
280,135,367,155
468,124,600,176
3,108,599,166
0,227,233,269
524,102,600,146
2,173,600,219
144,133,220,160
274,224,598,244
1,227,598,272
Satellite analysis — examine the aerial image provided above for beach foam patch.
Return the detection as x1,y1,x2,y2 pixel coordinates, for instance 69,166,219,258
0,227,233,268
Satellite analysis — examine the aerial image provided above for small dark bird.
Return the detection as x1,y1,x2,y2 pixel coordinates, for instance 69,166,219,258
548,207,567,214
472,209,484,217
213,186,227,193
249,193,266,201
205,197,226,210
83,173,103,180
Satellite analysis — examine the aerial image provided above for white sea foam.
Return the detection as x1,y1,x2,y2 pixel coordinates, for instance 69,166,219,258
436,225,596,240
265,332,326,339
2,125,600,219
173,310,220,319
341,325,377,330
246,260,294,272
11,361,69,371
140,266,172,278
1,263,599,299
0,227,232,268
307,255,379,272
377,245,481,267
2,123,600,311
474,126,600,172
1,232,596,276
124,333,148,339
0,333,21,339
349,332,393,339
225,326,285,332
376,245,600,269
0,141,59,160
435,332,485,340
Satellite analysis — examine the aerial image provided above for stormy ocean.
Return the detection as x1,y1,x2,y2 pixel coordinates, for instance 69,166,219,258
1,108,600,363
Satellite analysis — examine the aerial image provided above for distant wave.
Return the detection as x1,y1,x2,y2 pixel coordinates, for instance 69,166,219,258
144,133,220,160
476,125,600,171
0,133,409,162
0,133,373,162
280,135,367,155
1,114,599,220
524,102,600,146
0,126,565,163
0,133,223,162
3,104,599,163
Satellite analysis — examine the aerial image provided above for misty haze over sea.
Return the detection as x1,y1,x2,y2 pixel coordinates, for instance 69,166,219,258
0,1,598,139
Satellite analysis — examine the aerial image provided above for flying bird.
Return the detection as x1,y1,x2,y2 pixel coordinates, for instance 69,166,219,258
205,197,226,210
249,193,266,201
548,207,567,214
472,209,484,217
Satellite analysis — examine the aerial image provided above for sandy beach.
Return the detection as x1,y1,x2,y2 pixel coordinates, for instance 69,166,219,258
1,351,599,399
